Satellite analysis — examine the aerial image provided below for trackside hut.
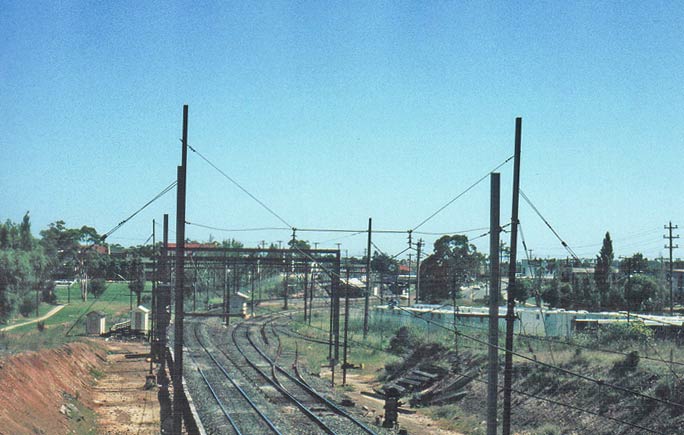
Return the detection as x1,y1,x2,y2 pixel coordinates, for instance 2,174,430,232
86,311,106,335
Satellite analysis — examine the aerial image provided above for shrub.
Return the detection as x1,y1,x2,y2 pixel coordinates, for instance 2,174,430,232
89,278,107,298
611,351,639,374
388,326,414,355
19,295,36,317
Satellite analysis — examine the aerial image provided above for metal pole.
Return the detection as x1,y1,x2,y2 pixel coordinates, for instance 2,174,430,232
343,265,350,386
364,218,372,338
251,265,255,318
502,117,522,435
304,262,309,322
159,214,168,376
151,219,156,346
172,104,188,435
487,172,501,435
333,249,341,361
415,239,422,304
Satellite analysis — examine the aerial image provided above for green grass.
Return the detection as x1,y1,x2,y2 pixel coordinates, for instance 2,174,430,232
0,282,140,353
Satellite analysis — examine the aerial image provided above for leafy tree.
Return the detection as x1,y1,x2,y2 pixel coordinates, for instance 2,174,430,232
624,275,662,312
128,255,145,306
541,279,561,307
89,278,107,298
419,235,481,302
594,232,614,309
510,279,532,304
371,251,398,276
19,212,33,251
620,253,649,276
288,239,311,250
19,295,36,317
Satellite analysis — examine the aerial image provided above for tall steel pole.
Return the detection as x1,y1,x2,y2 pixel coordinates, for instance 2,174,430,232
363,218,372,338
172,105,188,435
502,117,522,435
487,172,501,435
415,239,422,304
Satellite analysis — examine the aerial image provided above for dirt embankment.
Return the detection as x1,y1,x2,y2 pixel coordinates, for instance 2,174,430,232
0,341,106,435
0,339,161,435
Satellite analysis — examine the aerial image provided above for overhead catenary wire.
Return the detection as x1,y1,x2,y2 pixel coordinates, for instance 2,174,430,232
519,188,581,262
412,155,514,231
187,143,294,229
102,180,178,240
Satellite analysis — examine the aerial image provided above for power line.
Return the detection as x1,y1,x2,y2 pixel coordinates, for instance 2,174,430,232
412,155,514,231
102,180,177,240
186,221,289,232
519,189,581,262
187,143,294,229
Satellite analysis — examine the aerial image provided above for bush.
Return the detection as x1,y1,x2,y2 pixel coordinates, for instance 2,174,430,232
19,295,36,317
611,351,640,374
89,278,107,298
388,326,414,355
41,280,57,304
575,322,653,349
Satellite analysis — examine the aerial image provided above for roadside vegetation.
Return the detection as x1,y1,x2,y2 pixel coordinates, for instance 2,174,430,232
270,303,684,435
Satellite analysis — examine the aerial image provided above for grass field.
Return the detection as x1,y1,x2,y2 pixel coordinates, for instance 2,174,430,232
0,281,142,354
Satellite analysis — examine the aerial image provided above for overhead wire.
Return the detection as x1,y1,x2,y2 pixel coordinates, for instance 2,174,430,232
101,180,178,240
187,143,294,229
412,155,514,231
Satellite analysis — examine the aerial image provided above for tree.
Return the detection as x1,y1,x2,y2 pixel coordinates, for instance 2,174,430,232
510,279,532,304
419,235,481,302
624,275,662,312
594,232,614,309
128,256,145,306
541,279,561,307
89,278,107,298
619,253,649,276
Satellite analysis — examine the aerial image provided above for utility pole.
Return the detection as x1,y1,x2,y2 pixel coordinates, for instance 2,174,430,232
342,265,351,386
156,214,169,379
415,239,423,304
664,222,679,315
487,172,501,435
172,104,188,435
502,117,522,435
407,231,413,306
151,219,156,345
364,218,372,339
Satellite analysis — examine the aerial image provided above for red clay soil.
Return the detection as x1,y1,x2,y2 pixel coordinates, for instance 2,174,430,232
0,341,106,435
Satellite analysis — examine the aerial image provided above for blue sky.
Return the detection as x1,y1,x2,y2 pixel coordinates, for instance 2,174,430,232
2,1,683,261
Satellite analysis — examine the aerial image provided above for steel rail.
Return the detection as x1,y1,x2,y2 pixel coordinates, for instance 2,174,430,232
195,366,242,435
191,324,283,435
243,319,379,435
231,322,339,435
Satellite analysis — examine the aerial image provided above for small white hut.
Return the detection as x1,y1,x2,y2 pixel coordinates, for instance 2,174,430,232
131,305,150,333
86,311,106,335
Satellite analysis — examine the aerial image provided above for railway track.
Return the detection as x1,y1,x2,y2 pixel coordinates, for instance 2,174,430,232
230,315,382,435
186,321,284,435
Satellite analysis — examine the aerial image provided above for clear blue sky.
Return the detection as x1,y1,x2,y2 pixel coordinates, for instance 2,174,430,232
2,1,683,261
